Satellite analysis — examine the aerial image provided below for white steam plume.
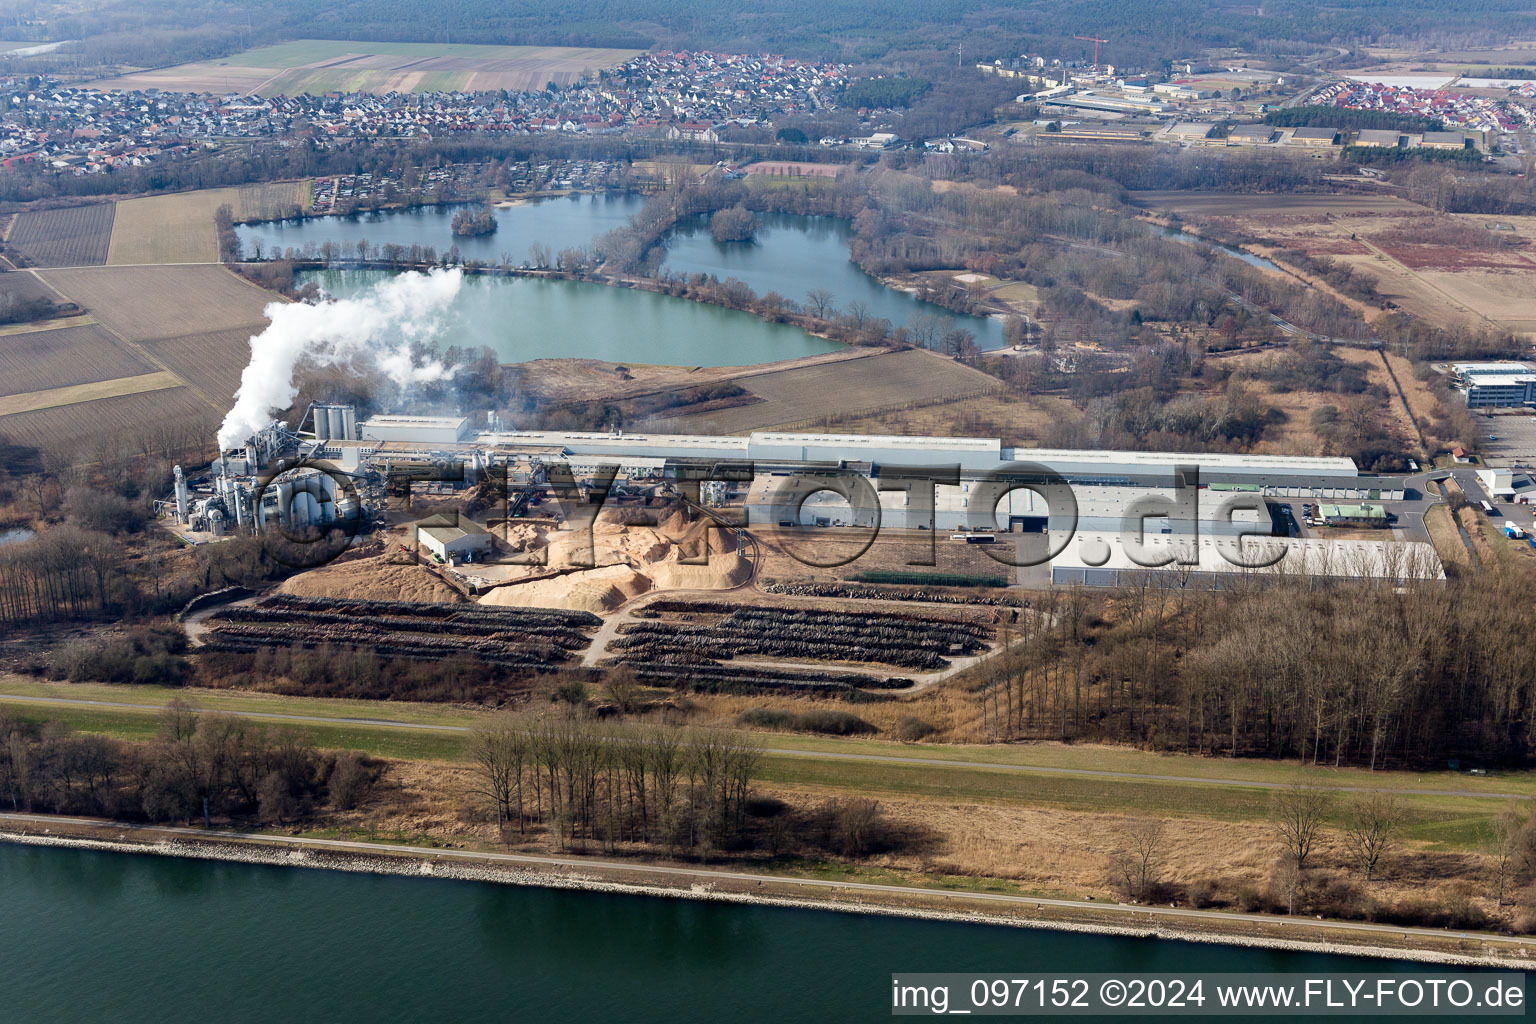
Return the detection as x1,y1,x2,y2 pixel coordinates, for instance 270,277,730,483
218,268,464,450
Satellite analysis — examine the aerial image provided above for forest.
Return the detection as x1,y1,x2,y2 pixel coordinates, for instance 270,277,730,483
1265,107,1445,133
978,568,1536,768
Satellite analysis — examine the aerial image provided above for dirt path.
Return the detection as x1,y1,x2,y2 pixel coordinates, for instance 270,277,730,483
1374,348,1429,457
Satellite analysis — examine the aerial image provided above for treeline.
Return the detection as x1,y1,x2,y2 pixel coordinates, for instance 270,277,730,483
1265,107,1444,132
980,569,1536,767
843,76,931,109
471,713,759,852
0,524,308,628
951,144,1331,194
0,701,377,823
1344,146,1482,166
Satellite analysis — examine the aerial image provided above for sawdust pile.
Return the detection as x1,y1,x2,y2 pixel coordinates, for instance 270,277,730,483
278,559,466,604
480,510,748,613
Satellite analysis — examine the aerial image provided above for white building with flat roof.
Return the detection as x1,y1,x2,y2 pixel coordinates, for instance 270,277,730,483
360,415,473,444
1451,362,1536,407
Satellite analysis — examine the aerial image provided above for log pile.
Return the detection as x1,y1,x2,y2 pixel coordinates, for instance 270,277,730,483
610,604,995,671
201,595,599,669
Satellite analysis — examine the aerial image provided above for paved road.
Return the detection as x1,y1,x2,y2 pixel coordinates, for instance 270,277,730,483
2,811,1529,951
3,692,1526,800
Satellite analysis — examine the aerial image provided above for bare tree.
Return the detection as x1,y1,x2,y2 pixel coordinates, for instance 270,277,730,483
158,697,199,745
1342,792,1401,880
1486,806,1523,907
1112,815,1166,900
470,713,529,834
605,666,644,715
1273,777,1331,871
805,288,834,319
828,796,882,856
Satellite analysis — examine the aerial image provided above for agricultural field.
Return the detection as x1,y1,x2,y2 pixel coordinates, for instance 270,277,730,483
0,269,62,306
35,265,276,343
645,348,1006,434
88,40,642,97
25,265,278,427
135,324,262,406
5,204,115,267
0,383,217,458
0,371,182,417
107,182,308,265
0,322,150,397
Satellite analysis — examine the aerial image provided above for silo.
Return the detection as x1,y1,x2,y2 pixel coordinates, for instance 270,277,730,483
311,405,332,440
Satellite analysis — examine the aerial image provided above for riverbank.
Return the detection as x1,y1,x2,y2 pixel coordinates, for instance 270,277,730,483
4,813,1530,968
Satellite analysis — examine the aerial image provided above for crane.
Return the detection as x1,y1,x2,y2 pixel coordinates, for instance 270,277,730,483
1074,35,1109,70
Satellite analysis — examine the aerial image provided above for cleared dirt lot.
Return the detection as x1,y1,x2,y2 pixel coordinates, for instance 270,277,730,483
815,392,1073,446
643,348,1006,434
89,40,640,96
1139,190,1536,336
6,204,115,267
107,183,309,265
0,322,149,397
35,265,276,342
1131,191,1421,218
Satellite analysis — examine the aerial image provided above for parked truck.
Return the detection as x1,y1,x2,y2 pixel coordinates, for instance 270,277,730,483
1505,520,1527,539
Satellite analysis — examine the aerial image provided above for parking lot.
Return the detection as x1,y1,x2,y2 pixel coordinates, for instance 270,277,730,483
1475,410,1536,466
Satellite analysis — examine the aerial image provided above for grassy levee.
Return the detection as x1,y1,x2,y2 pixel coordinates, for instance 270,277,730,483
0,701,467,762
7,676,1536,801
758,733,1536,797
0,678,481,728
1,693,1510,851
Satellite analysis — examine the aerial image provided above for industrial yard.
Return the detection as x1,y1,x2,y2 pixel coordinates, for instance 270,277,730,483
8,14,1536,978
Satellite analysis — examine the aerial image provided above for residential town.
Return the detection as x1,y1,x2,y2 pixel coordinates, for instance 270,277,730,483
1308,77,1536,135
0,49,854,174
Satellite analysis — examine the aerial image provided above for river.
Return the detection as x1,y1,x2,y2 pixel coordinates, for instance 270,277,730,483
4,843,1435,1024
1159,226,1284,274
240,195,1006,365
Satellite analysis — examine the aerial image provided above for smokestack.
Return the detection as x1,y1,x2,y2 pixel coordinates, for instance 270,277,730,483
217,270,464,451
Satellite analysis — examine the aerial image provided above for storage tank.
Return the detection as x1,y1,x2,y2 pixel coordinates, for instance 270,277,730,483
173,466,188,523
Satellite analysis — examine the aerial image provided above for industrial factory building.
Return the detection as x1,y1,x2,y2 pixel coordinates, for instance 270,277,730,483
181,414,1434,583
415,513,494,564
1451,362,1536,407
